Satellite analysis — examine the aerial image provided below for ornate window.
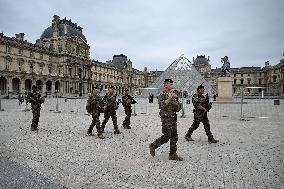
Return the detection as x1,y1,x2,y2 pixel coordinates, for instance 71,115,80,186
58,45,62,52
78,68,82,78
5,57,12,70
48,64,52,75
69,68,72,77
39,63,44,75
6,46,11,53
30,62,34,73
58,67,61,75
19,48,23,55
18,59,24,71
273,75,277,82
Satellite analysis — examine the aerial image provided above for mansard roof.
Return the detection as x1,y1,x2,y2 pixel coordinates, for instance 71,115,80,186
194,55,210,65
40,16,87,43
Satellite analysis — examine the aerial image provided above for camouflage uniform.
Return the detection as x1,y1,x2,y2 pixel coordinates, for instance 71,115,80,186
101,93,121,134
27,91,44,131
122,94,133,129
150,91,182,156
185,93,216,141
86,94,104,137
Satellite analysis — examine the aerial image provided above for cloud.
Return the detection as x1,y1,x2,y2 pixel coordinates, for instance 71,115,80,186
0,0,283,71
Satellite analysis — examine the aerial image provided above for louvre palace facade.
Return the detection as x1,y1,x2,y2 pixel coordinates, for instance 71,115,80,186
1,15,283,98
0,15,158,96
193,55,284,96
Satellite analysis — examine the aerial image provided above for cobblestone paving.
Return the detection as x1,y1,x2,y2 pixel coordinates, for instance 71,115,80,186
0,98,283,189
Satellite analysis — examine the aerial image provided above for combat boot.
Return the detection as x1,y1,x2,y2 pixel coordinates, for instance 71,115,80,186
30,125,38,131
169,153,183,161
114,129,121,134
185,135,194,141
100,126,105,133
208,137,219,143
123,125,131,129
97,133,105,139
86,132,95,136
149,143,155,157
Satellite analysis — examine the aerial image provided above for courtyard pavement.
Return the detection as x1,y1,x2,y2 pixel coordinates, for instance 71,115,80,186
0,98,283,189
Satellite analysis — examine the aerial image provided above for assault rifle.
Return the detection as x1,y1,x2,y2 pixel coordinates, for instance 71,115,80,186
128,95,137,104
202,93,212,112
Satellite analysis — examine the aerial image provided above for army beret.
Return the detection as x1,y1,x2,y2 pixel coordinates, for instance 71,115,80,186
197,85,205,90
164,79,173,83
172,89,179,93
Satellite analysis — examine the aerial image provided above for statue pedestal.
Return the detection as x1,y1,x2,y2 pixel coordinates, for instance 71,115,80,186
217,77,233,101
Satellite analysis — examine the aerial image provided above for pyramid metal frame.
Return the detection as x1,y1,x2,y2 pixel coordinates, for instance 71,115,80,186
147,55,214,96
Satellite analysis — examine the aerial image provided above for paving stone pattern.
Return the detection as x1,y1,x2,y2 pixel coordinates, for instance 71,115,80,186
0,98,283,189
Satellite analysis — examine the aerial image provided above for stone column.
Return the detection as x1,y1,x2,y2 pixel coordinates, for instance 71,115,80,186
42,82,46,94
6,77,12,95
51,81,55,94
60,81,64,94
217,77,233,101
20,80,25,93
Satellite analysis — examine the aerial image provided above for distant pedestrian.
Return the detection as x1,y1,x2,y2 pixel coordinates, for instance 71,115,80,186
18,93,24,106
213,91,217,101
185,85,219,143
26,85,45,131
149,93,154,103
149,79,183,161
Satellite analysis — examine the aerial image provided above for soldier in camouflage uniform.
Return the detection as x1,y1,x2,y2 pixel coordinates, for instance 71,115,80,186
122,88,134,129
27,85,44,131
101,86,121,134
86,85,105,139
185,85,219,143
149,79,183,161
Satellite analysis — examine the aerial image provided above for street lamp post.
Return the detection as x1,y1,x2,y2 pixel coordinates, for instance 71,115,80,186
54,90,61,113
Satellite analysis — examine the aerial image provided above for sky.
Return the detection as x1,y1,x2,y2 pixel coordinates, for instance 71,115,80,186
0,0,283,71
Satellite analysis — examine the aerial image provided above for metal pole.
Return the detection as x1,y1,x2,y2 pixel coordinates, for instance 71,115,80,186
181,88,186,118
240,86,244,120
0,99,4,111
56,95,59,111
54,91,61,113
133,99,137,116
145,95,147,114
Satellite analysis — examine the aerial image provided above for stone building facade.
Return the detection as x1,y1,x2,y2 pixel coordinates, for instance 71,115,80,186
193,55,284,96
0,15,158,97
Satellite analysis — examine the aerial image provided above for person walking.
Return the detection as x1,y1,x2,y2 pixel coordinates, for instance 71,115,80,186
185,85,219,143
149,79,183,161
86,85,105,139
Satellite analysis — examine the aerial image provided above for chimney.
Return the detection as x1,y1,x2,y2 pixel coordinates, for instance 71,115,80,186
208,56,210,61
193,57,195,62
265,61,270,67
52,15,60,37
15,33,25,41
